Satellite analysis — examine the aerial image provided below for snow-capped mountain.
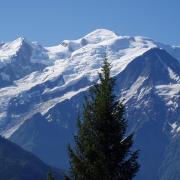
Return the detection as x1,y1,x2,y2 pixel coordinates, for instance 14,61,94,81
0,37,52,87
0,29,179,180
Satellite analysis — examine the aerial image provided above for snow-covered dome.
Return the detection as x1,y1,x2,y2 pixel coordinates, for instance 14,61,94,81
84,28,118,44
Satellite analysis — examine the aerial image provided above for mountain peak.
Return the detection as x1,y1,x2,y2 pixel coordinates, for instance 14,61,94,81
87,28,117,35
13,36,31,47
0,37,32,61
84,28,118,44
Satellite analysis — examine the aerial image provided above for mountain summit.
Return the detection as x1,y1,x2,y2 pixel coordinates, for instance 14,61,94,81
0,29,179,180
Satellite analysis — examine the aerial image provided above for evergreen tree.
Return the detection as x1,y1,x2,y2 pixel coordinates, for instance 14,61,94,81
48,171,55,180
67,58,140,180
64,175,71,180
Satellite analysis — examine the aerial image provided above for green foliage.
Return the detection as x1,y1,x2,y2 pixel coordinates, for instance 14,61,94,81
66,58,140,180
48,171,55,180
64,175,71,180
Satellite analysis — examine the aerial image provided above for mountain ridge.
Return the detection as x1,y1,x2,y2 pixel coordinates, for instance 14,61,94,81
0,135,63,180
0,29,179,180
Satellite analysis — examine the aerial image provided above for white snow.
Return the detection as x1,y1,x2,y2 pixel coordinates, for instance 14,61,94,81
0,28,180,137
83,29,118,44
156,84,180,109
0,37,52,68
168,67,180,82
170,122,180,135
156,84,180,97
123,76,148,103
40,86,89,115
0,37,25,61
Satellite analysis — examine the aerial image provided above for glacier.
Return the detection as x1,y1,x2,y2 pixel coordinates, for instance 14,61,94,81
0,29,179,180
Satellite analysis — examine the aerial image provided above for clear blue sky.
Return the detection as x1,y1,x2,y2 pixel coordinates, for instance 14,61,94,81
0,0,180,46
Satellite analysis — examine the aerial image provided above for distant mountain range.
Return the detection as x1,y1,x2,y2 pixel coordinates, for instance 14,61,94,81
0,135,63,180
0,29,179,180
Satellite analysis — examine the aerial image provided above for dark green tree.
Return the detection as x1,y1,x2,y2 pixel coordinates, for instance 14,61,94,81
48,171,55,180
67,58,140,180
64,175,71,180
